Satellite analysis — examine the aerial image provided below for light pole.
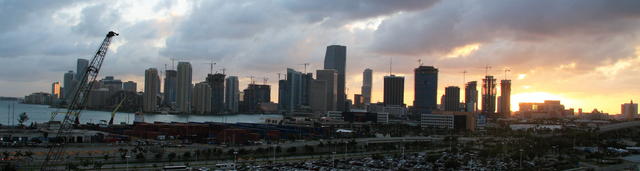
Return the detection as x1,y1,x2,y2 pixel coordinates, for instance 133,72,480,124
272,144,277,163
519,149,523,169
125,155,131,171
234,151,238,170
332,151,336,168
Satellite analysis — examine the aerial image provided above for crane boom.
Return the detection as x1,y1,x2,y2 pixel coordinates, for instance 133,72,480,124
109,95,127,125
41,31,118,170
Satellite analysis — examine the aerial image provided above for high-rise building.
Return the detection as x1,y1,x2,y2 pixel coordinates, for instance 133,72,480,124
383,75,404,106
193,82,212,114
622,100,638,120
500,80,511,116
309,80,328,114
323,45,347,111
164,70,177,106
206,73,225,113
280,68,311,112
465,81,478,112
316,69,338,111
243,84,270,113
482,76,497,113
177,62,193,113
225,76,239,113
278,79,288,111
63,70,75,103
361,68,372,104
353,94,364,108
51,82,61,99
76,58,89,82
143,68,160,113
123,81,137,92
444,86,460,111
100,76,123,92
414,66,438,111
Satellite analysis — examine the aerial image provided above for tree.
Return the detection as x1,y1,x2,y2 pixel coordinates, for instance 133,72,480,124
18,112,29,126
286,147,297,154
168,152,177,161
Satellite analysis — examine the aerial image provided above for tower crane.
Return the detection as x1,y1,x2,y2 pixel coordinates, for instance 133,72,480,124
41,31,118,170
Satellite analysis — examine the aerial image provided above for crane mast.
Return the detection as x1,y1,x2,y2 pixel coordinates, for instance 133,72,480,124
41,31,118,170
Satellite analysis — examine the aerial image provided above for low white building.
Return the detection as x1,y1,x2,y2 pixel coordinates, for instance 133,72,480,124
421,114,454,129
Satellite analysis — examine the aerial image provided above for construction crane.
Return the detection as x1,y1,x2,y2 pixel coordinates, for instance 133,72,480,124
299,63,310,73
41,31,118,170
109,95,127,125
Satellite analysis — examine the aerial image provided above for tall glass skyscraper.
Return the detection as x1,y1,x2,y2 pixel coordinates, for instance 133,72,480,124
323,45,347,111
384,75,404,106
362,68,372,105
164,70,177,106
225,76,239,113
143,68,160,113
207,73,225,114
465,81,478,112
414,66,438,111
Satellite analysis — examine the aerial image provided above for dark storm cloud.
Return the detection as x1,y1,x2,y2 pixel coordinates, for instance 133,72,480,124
371,0,640,63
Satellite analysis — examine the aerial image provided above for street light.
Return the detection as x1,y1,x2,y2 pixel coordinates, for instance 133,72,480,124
332,151,336,168
272,144,277,163
519,149,524,169
125,155,131,171
234,151,238,170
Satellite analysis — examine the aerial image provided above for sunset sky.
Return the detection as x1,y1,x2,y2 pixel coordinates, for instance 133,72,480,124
1,0,639,113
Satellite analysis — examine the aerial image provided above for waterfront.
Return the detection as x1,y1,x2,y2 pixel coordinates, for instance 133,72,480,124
0,100,281,125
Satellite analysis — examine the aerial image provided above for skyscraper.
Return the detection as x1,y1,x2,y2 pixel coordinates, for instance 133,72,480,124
193,82,212,114
383,75,404,106
316,69,338,111
464,81,478,112
280,68,311,112
500,80,511,116
144,68,160,113
278,79,288,111
414,66,438,111
76,58,89,82
225,76,239,113
621,100,638,120
323,45,347,111
444,86,460,111
309,79,328,114
206,73,225,113
243,84,270,113
63,70,75,103
482,76,497,113
164,70,177,106
123,81,137,92
362,68,372,105
177,62,193,113
100,76,123,92
51,82,61,99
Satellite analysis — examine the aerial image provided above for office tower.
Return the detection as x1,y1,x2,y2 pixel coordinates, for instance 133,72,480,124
465,81,478,112
281,68,310,112
100,76,123,92
225,76,239,113
482,76,497,113
362,68,372,105
177,62,193,113
143,68,160,113
622,100,638,120
444,86,461,111
414,66,438,111
316,69,338,111
164,70,177,106
278,79,288,111
206,73,225,113
76,58,89,82
500,80,511,116
243,84,270,113
309,80,328,114
123,81,137,92
193,82,212,114
323,45,347,111
383,75,404,106
51,82,61,99
353,94,363,108
63,71,75,102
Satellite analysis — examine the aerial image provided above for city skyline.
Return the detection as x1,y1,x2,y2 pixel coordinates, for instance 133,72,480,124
1,1,640,113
